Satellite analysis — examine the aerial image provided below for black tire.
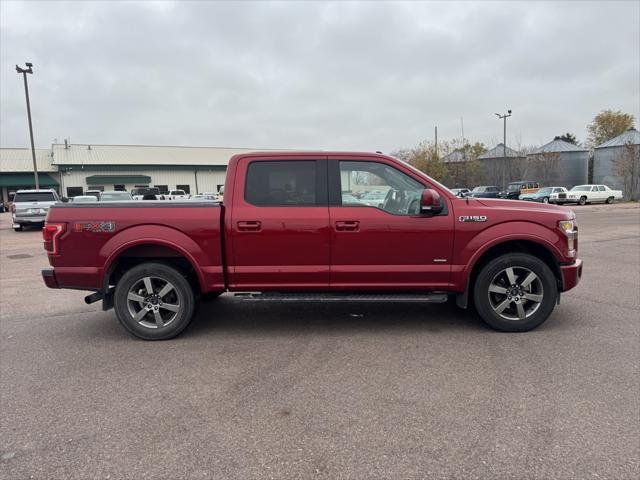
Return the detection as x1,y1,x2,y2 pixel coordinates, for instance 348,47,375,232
578,196,587,206
605,196,614,204
114,262,196,340
473,253,557,332
542,197,549,204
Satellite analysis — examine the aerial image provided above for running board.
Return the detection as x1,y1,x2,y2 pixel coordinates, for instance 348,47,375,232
233,292,449,303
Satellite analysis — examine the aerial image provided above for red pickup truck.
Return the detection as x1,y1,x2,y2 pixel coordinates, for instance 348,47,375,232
42,152,582,339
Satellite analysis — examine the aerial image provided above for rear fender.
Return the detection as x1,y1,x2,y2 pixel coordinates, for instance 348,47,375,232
100,225,210,293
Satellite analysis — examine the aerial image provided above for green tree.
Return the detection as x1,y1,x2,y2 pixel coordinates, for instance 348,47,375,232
554,133,578,145
587,110,635,148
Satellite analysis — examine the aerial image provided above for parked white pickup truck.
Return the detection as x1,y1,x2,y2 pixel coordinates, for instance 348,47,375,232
566,185,623,205
167,189,189,200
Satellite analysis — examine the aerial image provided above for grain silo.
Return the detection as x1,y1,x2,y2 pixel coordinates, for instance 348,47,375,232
526,138,588,188
477,143,526,188
593,128,640,196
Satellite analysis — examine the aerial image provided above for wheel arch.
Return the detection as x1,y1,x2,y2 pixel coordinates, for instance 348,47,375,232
456,238,562,309
103,240,204,299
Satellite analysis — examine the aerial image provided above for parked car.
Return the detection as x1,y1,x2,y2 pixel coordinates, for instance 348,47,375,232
519,186,567,204
566,185,624,205
167,189,189,200
500,181,540,200
11,189,60,231
100,191,133,202
84,190,102,200
42,151,582,340
131,187,163,200
341,193,364,205
360,190,388,207
450,188,470,197
73,195,99,203
216,186,224,202
191,193,217,201
467,186,501,198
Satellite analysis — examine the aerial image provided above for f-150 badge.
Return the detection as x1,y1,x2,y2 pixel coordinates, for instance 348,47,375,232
459,215,487,222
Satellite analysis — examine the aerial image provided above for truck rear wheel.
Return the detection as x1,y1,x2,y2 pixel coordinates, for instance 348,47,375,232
114,262,196,340
473,253,557,332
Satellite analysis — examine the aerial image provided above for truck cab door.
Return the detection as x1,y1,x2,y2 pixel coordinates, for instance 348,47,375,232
227,156,330,290
328,158,454,290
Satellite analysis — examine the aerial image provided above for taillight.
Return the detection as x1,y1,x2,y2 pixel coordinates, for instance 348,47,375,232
43,223,66,255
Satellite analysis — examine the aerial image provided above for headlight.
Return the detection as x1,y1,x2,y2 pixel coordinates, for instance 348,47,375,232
559,219,577,253
559,220,574,233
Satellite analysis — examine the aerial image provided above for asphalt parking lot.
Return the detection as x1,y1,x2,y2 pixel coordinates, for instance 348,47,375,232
1,204,639,480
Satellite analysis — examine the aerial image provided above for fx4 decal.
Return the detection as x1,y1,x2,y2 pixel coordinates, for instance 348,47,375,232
73,221,116,233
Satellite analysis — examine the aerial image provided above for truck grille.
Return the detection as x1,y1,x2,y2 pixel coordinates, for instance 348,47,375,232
558,193,566,199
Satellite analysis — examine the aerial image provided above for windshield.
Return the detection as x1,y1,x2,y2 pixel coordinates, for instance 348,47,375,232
101,193,131,201
538,187,552,194
13,192,56,202
74,196,97,202
132,188,159,196
571,186,591,192
472,187,485,192
507,184,522,191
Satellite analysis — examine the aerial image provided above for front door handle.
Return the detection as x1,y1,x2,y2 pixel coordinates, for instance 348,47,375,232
237,221,262,232
335,220,359,232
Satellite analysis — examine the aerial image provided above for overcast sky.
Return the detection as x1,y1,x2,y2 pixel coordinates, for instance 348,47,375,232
1,0,638,153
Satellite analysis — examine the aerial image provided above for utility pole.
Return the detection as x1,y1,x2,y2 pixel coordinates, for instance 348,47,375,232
495,110,512,189
16,62,39,189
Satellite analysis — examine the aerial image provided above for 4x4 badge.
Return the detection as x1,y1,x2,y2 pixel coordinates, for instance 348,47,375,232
459,215,487,222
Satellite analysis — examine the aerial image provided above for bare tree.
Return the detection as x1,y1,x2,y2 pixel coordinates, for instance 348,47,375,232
616,142,640,200
526,151,561,186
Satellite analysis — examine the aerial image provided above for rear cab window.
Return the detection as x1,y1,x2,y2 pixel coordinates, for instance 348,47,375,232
13,192,56,202
245,160,321,206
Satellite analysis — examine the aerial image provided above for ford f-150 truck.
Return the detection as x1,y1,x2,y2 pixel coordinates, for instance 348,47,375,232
41,152,582,340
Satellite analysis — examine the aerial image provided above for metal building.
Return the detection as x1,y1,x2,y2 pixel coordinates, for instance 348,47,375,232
0,148,59,203
477,143,526,188
593,128,640,194
1,143,270,201
527,138,588,188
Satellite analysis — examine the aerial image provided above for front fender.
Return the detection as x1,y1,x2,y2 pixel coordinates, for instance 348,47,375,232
451,221,566,291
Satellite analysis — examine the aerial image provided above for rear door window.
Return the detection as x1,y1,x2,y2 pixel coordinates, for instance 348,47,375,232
13,192,56,202
245,161,319,206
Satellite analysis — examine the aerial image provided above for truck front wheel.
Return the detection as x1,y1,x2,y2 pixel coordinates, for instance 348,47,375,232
114,262,196,340
473,253,557,332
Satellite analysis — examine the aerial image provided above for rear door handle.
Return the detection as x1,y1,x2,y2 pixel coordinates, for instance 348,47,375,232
335,220,359,232
237,221,262,232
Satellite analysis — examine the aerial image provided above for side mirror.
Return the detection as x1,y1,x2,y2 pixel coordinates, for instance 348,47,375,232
60,197,69,203
421,189,443,214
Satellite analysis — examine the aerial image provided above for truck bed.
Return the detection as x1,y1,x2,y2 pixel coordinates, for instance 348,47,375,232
44,201,224,292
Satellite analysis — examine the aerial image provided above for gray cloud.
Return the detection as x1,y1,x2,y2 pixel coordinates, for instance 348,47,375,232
1,0,638,152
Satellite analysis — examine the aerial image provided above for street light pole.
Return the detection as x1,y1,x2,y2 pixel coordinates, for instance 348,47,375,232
495,110,512,189
16,62,39,189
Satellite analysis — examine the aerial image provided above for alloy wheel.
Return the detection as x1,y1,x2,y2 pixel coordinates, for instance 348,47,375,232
487,266,544,321
126,276,181,329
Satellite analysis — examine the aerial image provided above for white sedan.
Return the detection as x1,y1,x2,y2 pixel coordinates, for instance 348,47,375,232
566,185,623,205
